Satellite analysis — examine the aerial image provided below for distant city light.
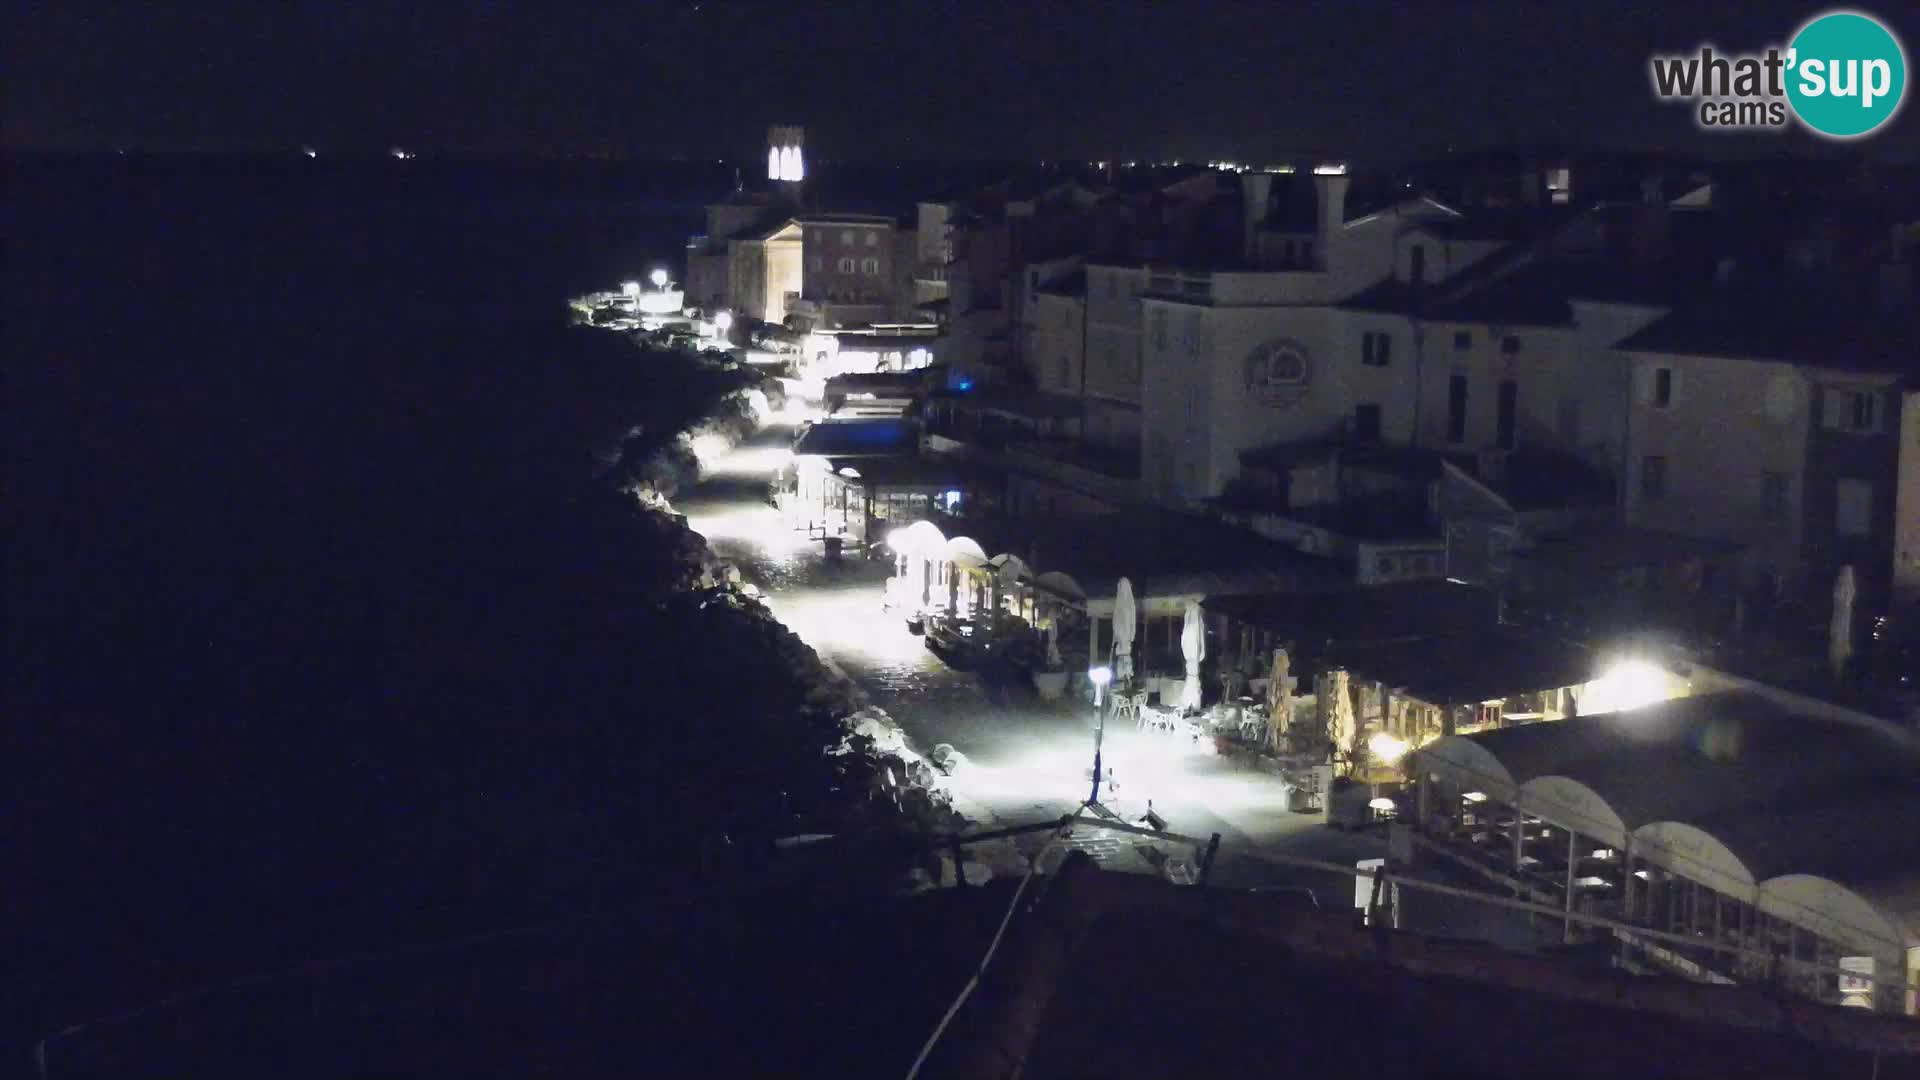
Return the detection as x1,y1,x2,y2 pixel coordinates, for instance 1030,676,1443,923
1312,163,1349,176
302,146,318,159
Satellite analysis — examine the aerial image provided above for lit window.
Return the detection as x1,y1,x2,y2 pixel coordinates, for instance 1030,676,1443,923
838,257,854,274
862,257,879,275
865,232,878,247
840,230,854,245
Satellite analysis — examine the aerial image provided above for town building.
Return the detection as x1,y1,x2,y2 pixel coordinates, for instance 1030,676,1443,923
1616,245,1918,624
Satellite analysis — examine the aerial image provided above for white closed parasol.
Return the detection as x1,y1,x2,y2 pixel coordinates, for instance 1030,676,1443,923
1179,600,1205,711
1112,577,1136,683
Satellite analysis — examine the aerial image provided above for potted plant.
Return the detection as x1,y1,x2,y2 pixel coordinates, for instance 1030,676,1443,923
1030,632,1069,700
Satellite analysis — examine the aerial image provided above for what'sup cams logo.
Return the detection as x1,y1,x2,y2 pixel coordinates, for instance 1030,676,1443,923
1650,9,1907,139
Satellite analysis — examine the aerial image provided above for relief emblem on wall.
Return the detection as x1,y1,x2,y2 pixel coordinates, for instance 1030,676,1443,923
1244,338,1312,409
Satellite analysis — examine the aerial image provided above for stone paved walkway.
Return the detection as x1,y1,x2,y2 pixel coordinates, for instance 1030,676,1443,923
676,415,1388,890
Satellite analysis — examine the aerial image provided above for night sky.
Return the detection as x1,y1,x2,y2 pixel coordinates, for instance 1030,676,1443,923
8,0,1917,161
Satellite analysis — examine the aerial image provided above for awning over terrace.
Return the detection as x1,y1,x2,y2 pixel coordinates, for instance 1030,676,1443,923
924,511,1347,611
1415,693,1920,956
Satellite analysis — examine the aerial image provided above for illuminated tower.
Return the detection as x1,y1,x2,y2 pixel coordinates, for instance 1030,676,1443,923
768,124,805,198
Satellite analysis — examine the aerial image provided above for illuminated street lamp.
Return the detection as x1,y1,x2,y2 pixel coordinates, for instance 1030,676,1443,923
1088,665,1113,805
713,309,733,340
650,268,670,290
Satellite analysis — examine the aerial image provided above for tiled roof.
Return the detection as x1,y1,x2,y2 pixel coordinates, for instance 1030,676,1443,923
791,418,920,458
1615,269,1919,373
796,212,896,226
1339,252,1703,328
1035,270,1088,297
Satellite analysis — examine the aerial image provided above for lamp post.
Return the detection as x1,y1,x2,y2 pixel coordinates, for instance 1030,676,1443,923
1088,665,1112,805
650,268,670,291
713,309,733,342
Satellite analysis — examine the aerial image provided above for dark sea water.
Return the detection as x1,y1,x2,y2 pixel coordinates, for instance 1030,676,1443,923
4,154,990,1065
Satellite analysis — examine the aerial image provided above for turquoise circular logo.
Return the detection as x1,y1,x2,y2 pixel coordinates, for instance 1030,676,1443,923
1786,11,1907,138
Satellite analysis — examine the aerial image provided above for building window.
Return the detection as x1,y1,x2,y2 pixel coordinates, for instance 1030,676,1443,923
1641,455,1668,501
861,257,879,275
865,231,878,247
840,229,854,245
809,256,824,272
1354,403,1382,442
1409,244,1426,285
1824,388,1879,433
1496,379,1517,450
1651,367,1674,408
1760,470,1788,522
1446,374,1468,443
1454,330,1472,350
1547,167,1572,205
838,257,855,274
1151,310,1168,351
1362,332,1392,367
1836,478,1872,536
1057,354,1071,389
1501,335,1521,355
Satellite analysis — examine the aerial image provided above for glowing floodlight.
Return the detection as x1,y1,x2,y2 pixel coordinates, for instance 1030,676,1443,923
713,310,733,332
1366,732,1410,765
1583,659,1671,714
650,268,670,290
1089,664,1112,707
